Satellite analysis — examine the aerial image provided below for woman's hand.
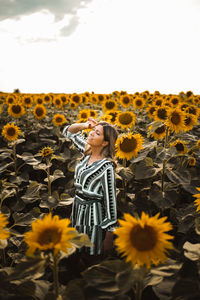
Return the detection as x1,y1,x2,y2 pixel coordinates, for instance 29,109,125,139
86,118,98,129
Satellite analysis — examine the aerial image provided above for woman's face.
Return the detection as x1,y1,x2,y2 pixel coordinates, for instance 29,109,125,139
87,125,107,147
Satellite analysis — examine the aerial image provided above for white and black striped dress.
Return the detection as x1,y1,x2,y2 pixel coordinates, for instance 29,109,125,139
63,126,117,255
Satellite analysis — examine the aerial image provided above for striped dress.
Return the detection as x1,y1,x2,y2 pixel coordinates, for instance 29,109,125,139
63,126,117,255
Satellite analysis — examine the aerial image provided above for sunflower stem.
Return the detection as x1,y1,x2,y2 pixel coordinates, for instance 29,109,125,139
47,166,52,197
122,159,127,202
134,280,143,300
53,253,59,297
164,126,169,149
161,159,167,192
13,143,17,176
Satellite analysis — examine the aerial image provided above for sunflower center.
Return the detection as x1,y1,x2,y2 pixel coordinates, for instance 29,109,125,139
81,113,87,119
8,98,14,104
90,111,95,117
155,125,165,134
38,227,61,245
149,107,156,115
120,137,137,153
136,100,142,107
106,101,115,109
36,107,44,116
72,96,80,103
119,113,133,125
44,96,50,102
155,100,162,106
12,105,21,114
187,107,196,115
130,224,157,251
157,108,167,120
25,98,31,104
98,95,104,101
56,117,63,123
55,99,61,105
175,142,184,152
109,112,117,122
185,116,192,126
171,112,181,125
123,97,130,104
171,98,179,105
61,96,67,103
7,127,16,137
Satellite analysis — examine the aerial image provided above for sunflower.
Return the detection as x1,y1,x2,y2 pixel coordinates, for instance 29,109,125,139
60,94,69,106
43,94,53,105
40,146,54,157
106,111,119,124
169,96,180,107
149,124,166,140
185,105,200,118
186,91,193,98
102,99,118,112
165,108,186,133
179,102,189,111
71,93,82,105
5,95,16,105
188,157,196,167
153,97,164,107
192,96,200,106
34,96,44,105
116,111,136,130
133,97,146,110
146,105,157,119
78,109,89,121
52,114,67,126
170,139,188,154
69,101,78,109
89,95,98,104
33,105,47,120
114,212,173,268
99,114,112,123
184,113,198,131
24,213,77,255
2,123,21,141
8,103,25,118
153,107,169,122
89,109,98,119
81,95,88,105
22,95,34,108
120,95,132,108
0,213,10,245
53,96,63,109
193,187,200,212
115,132,143,160
97,94,106,104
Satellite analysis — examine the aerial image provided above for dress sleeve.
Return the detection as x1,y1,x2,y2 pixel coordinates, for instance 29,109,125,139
62,125,87,153
100,163,117,231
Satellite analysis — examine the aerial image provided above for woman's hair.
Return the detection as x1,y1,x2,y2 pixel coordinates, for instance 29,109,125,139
83,122,118,165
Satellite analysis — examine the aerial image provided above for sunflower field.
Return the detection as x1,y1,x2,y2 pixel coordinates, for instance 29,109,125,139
0,90,200,300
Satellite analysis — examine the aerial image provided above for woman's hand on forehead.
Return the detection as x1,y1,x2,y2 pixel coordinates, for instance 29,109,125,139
87,118,99,129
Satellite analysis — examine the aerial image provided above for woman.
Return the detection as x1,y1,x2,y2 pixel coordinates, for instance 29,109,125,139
62,118,118,258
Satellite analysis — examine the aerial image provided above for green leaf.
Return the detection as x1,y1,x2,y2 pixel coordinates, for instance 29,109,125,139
71,233,93,248
17,152,41,166
12,212,34,226
165,168,191,185
183,241,200,261
6,257,46,281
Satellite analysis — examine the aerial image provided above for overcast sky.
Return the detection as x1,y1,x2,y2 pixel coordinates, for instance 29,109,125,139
0,0,200,95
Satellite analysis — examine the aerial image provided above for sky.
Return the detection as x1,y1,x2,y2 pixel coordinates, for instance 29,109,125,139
0,0,200,95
